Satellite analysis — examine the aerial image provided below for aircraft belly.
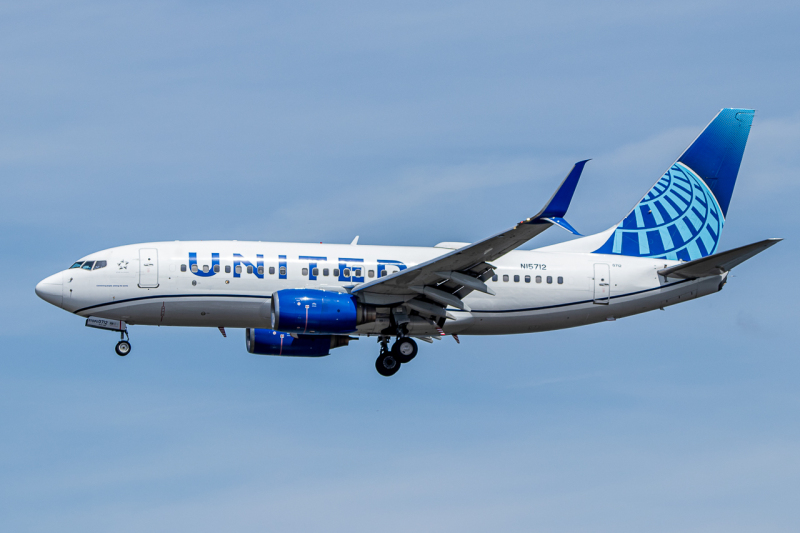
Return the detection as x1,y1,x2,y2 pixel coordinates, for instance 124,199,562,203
81,296,270,328
455,276,722,335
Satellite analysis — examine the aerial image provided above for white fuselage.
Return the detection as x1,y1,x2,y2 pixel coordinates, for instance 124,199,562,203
40,241,725,337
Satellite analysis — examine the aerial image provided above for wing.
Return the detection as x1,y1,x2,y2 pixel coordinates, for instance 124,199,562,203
353,160,589,310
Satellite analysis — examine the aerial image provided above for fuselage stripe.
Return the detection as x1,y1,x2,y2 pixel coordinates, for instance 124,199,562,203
75,293,272,314
449,278,692,314
74,279,693,317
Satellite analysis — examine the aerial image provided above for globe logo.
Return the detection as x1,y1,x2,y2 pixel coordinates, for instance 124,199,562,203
595,162,724,261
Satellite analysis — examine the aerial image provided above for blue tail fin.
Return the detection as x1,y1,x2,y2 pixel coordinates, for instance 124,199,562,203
594,108,754,261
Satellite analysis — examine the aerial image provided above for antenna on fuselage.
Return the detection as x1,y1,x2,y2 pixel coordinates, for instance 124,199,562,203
350,236,359,245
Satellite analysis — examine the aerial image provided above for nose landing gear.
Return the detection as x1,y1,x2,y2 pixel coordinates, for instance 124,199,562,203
85,318,131,357
115,330,131,356
374,336,418,376
115,340,131,356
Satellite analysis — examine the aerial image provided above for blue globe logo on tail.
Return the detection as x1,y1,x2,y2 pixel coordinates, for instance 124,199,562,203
594,162,724,261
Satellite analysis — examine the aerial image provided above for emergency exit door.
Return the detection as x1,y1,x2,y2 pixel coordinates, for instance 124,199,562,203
593,263,610,304
139,248,159,288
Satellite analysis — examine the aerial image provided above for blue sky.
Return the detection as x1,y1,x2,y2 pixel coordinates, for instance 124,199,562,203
2,1,799,531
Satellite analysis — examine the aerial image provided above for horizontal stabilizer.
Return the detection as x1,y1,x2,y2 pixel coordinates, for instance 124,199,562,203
658,238,781,280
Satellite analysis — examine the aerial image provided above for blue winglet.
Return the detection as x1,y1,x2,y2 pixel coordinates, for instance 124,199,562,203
543,217,582,236
537,159,589,219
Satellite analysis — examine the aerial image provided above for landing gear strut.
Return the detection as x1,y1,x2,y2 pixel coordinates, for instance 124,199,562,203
375,337,400,376
374,336,419,376
115,330,131,356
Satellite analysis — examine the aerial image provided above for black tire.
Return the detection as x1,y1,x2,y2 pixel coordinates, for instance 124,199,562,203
115,341,131,356
375,352,401,376
392,337,418,364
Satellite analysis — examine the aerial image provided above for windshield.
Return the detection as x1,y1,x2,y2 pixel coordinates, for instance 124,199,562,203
69,260,107,270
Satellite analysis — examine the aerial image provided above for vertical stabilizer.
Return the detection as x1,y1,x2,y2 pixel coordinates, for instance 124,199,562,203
589,108,755,261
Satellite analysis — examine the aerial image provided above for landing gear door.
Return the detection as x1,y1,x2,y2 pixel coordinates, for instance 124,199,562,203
593,263,610,304
139,248,159,288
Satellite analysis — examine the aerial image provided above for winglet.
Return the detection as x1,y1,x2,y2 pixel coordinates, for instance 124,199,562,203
537,160,589,219
543,217,583,236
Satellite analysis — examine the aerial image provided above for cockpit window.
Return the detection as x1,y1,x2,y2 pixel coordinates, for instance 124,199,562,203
93,260,107,270
81,261,95,270
70,262,84,269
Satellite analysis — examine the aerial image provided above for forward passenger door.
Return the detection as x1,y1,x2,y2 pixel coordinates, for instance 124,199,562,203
139,248,159,288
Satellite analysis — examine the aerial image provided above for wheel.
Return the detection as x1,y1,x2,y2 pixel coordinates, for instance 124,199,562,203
375,352,401,376
392,337,418,364
115,340,131,356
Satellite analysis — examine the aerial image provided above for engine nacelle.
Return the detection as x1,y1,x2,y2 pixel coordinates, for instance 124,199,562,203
270,289,375,334
245,328,352,357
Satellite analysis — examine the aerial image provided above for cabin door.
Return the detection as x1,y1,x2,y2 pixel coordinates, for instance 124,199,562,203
139,248,159,288
593,263,610,304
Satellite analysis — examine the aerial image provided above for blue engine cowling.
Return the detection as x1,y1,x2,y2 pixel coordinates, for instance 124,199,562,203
245,328,351,357
271,289,375,334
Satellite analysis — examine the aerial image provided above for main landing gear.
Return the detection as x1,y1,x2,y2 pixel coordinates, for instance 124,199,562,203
375,336,418,377
115,331,131,356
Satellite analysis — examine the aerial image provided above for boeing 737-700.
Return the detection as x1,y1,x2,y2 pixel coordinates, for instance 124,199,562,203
35,108,780,376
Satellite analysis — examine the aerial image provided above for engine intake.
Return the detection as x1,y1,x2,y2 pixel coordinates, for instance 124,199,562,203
245,328,352,357
271,289,375,334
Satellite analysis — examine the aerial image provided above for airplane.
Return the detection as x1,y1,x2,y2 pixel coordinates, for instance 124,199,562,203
35,108,781,376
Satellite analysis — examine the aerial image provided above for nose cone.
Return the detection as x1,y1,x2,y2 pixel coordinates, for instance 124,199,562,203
36,272,63,307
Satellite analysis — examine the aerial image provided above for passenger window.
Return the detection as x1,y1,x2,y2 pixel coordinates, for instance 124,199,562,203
247,266,253,274
93,260,107,270
557,276,563,284
368,270,374,278
536,275,542,283
323,268,329,276
213,265,220,273
354,268,362,277
279,266,286,276
312,268,319,276
235,265,242,274
492,275,498,282
525,275,530,283
379,270,386,277
334,269,340,276
225,265,231,273
191,264,199,273
81,261,94,270
181,264,187,272
202,265,209,273
258,266,264,275
302,268,309,276
547,276,553,284
503,275,509,282
343,268,350,277
269,266,275,275
514,275,520,282
69,262,83,269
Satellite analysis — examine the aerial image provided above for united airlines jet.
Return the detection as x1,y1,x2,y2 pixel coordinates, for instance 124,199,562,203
35,109,780,376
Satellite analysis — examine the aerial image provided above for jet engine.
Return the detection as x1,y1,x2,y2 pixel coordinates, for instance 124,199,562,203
270,289,375,334
245,328,352,357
